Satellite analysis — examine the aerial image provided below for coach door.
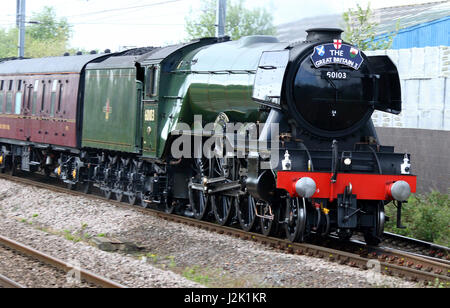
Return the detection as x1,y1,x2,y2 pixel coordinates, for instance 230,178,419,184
21,81,33,141
12,79,29,141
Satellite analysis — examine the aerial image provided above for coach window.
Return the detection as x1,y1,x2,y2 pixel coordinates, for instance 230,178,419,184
15,80,22,114
50,80,58,117
5,80,13,113
32,80,39,115
57,81,63,113
0,80,4,113
40,81,46,113
26,83,32,110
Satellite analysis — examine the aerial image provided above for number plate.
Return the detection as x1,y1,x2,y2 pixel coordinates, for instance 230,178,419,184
325,71,348,80
145,109,155,121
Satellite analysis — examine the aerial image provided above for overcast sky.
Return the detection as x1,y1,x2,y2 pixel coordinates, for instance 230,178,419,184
1,0,444,52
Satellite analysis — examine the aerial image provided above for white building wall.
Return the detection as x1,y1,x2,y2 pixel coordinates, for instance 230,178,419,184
366,46,450,131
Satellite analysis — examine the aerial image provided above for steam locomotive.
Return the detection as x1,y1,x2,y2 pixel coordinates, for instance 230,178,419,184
0,28,416,245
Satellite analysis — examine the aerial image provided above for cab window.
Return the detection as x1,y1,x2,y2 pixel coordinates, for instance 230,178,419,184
146,66,159,97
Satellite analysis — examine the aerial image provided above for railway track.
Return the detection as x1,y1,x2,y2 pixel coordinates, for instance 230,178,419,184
0,172,449,286
382,232,450,260
0,234,127,288
0,273,26,288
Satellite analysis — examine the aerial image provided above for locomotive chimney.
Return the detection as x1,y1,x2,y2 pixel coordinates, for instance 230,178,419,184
306,28,343,42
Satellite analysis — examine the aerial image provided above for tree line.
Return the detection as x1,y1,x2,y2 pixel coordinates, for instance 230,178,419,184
0,7,73,58
0,2,393,59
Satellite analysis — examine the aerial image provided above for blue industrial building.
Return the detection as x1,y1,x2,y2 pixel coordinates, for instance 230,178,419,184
387,16,449,48
277,1,450,49
372,2,450,49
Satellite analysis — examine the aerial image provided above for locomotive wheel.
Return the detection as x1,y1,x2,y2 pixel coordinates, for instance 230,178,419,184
114,180,124,202
285,196,307,242
363,202,385,246
115,191,124,202
81,182,92,194
9,157,17,176
43,166,52,177
163,200,175,214
189,158,210,220
104,188,113,200
337,229,353,241
141,198,151,208
212,194,235,226
260,202,282,237
67,182,77,191
189,186,209,220
127,193,138,205
236,194,258,232
211,157,236,226
127,164,140,205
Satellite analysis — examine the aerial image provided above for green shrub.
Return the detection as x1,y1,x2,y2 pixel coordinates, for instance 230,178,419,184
385,191,449,247
182,266,210,285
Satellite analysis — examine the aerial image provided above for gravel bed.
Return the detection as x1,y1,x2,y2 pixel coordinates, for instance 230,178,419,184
0,178,419,288
0,244,94,288
0,217,201,288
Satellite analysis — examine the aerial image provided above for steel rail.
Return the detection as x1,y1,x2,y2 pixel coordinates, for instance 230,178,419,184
0,172,449,285
0,273,26,288
383,231,450,254
154,210,450,284
0,234,127,288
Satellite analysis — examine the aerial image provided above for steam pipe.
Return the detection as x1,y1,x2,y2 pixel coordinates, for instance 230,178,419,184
246,108,283,202
258,109,284,144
